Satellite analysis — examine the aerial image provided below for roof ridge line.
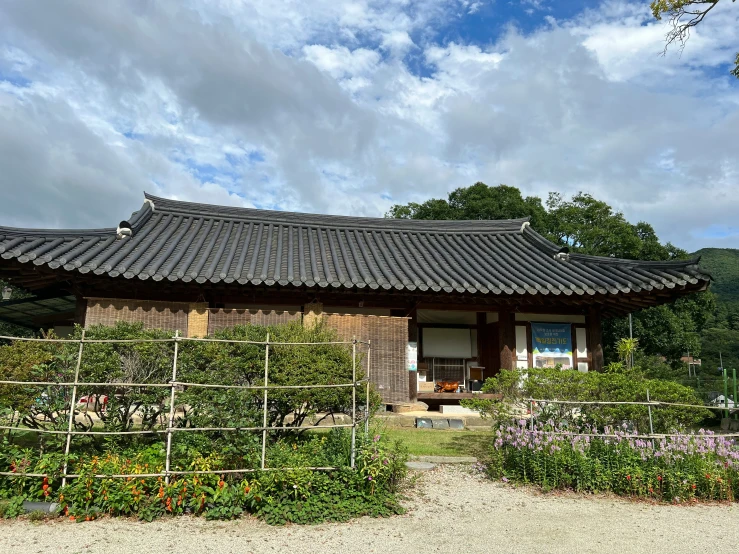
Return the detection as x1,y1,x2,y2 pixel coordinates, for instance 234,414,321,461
521,226,708,272
143,192,528,233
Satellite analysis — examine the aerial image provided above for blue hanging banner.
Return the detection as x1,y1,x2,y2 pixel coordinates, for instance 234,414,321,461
531,323,573,369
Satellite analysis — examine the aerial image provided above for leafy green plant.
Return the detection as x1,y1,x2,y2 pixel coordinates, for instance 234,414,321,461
177,322,377,438
0,417,407,524
463,368,711,432
0,496,25,518
0,320,404,525
617,338,639,371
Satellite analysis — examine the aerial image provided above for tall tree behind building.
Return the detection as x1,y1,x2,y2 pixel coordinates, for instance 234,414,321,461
387,182,715,363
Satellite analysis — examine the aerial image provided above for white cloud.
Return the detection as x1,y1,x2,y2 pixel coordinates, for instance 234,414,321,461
302,45,381,80
0,0,737,251
381,30,415,57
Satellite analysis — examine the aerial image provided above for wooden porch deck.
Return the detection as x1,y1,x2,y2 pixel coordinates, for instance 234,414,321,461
417,392,501,401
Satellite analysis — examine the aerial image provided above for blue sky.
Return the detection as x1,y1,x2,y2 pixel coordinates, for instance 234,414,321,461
0,0,737,251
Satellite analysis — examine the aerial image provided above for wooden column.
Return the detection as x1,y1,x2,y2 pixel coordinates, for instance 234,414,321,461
476,312,486,361
407,307,418,343
587,307,604,372
74,297,87,328
498,309,516,372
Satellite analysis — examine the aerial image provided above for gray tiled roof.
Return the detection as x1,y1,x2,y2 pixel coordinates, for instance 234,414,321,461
0,194,709,298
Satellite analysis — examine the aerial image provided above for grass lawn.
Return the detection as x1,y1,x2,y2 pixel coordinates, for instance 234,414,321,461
381,428,492,458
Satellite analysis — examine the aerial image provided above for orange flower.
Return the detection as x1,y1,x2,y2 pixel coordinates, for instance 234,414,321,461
657,475,662,482
706,474,711,479
42,484,49,491
626,475,631,481
692,484,697,490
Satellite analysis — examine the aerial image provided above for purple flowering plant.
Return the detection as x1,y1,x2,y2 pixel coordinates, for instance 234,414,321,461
357,431,408,495
489,418,739,502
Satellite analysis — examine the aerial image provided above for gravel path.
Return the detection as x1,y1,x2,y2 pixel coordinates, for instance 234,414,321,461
2,465,738,554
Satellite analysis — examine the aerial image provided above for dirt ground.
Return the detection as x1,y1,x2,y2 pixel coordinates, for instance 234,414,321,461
2,464,738,554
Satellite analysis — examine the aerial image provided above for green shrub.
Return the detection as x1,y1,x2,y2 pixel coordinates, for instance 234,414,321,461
463,368,711,433
176,322,377,438
0,321,403,524
1,320,379,452
0,430,407,524
0,496,25,518
0,334,77,439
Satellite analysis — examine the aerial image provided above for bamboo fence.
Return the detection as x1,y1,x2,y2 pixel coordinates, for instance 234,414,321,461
0,333,372,482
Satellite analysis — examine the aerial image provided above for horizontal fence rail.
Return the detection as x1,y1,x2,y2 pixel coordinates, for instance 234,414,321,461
0,335,370,345
523,395,739,438
0,332,372,481
528,398,732,410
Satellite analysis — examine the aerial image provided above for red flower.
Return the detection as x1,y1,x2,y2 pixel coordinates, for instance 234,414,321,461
649,487,654,493
705,474,711,480
692,484,696,490
657,475,662,482
626,475,631,481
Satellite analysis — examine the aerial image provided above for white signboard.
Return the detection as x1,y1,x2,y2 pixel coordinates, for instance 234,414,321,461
407,341,418,371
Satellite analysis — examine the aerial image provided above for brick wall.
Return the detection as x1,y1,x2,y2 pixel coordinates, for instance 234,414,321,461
323,313,409,404
85,298,189,333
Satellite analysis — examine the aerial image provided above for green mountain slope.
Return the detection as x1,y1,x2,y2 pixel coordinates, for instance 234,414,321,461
694,248,739,310
692,248,739,372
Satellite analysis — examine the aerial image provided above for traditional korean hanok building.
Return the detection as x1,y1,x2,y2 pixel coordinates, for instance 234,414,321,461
0,194,710,405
